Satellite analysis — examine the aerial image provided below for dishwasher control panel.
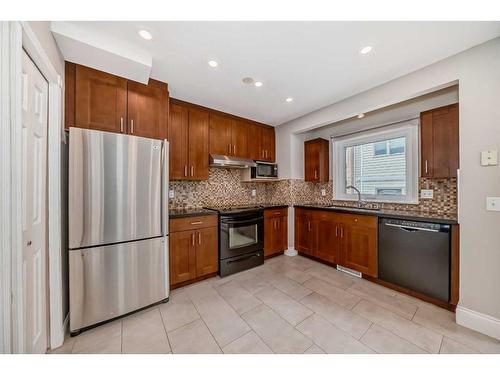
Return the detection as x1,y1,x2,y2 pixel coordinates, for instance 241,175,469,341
382,218,449,232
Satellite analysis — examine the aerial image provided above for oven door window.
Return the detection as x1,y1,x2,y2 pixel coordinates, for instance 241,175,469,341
229,224,258,249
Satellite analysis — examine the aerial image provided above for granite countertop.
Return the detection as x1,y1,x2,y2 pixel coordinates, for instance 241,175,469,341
169,208,218,219
294,204,458,225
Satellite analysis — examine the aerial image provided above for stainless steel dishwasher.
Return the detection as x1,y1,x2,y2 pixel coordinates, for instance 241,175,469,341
378,218,451,302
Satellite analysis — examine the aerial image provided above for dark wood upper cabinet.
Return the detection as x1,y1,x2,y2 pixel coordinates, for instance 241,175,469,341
169,101,209,180
420,103,459,178
247,123,262,160
169,103,189,180
231,120,248,158
68,62,169,141
75,64,127,133
127,79,169,140
304,138,329,182
209,113,232,155
188,108,209,180
261,126,276,162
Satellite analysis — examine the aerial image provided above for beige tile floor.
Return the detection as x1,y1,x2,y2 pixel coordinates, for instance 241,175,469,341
51,255,500,354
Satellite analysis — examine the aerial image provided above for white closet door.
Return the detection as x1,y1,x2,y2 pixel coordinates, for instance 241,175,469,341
21,50,49,354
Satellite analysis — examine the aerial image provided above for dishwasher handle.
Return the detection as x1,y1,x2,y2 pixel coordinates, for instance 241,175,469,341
384,223,440,233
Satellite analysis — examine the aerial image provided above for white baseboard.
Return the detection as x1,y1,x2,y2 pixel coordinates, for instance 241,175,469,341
284,247,298,257
456,305,500,341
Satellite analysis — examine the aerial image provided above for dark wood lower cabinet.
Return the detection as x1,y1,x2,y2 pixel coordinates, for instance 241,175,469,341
169,217,218,288
294,208,377,276
264,208,288,258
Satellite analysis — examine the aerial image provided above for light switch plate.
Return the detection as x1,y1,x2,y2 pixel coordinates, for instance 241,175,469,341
168,190,175,199
321,188,326,196
481,150,498,166
251,189,256,197
421,189,434,199
486,197,500,211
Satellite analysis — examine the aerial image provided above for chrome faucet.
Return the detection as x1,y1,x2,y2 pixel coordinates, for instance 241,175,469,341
346,185,365,208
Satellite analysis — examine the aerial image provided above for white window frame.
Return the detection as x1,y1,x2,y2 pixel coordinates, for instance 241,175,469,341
332,120,419,204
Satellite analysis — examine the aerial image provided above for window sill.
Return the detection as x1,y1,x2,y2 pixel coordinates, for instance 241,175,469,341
333,197,420,205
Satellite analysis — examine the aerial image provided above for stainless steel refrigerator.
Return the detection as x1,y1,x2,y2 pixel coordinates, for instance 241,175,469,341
68,128,169,334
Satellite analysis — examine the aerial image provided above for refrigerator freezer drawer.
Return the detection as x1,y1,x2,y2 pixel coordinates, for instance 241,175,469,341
69,237,169,333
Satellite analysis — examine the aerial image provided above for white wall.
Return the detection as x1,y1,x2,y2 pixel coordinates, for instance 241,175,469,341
276,37,500,337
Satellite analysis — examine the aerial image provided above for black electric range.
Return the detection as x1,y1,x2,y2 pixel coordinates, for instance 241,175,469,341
204,205,264,277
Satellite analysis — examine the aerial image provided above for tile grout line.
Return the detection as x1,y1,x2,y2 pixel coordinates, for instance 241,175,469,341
158,305,174,354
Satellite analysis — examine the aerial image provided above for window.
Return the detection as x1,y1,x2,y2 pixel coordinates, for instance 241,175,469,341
333,121,419,203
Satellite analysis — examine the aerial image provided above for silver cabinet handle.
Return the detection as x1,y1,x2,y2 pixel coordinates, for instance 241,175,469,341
233,144,236,155
190,165,194,177
425,160,428,175
131,119,134,134
340,227,344,238
120,117,124,133
335,226,338,237
308,220,311,231
228,144,231,154
198,232,202,245
190,221,203,225
184,165,188,177
191,233,195,246
314,170,318,179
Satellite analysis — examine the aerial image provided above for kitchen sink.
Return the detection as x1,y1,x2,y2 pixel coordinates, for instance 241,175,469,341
327,205,381,213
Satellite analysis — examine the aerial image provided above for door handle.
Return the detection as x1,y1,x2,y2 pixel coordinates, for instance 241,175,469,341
233,144,236,155
190,221,203,225
425,160,428,175
308,220,311,231
228,144,231,154
340,227,344,238
198,232,202,245
120,117,124,133
190,165,194,177
184,165,188,177
131,119,134,134
314,170,318,179
191,233,195,246
335,226,338,237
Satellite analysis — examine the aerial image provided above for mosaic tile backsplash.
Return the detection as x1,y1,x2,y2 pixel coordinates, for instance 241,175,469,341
169,168,457,214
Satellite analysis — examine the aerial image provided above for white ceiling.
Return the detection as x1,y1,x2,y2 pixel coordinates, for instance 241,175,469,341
57,21,500,125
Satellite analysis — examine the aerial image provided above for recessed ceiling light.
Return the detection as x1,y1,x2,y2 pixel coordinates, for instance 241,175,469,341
138,30,153,41
286,97,293,103
254,81,263,87
359,46,373,55
242,77,254,84
357,113,365,119
208,60,218,68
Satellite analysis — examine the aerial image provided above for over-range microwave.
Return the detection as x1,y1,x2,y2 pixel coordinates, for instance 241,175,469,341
251,161,278,179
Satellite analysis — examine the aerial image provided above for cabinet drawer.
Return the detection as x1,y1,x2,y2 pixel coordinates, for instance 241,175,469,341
170,215,218,232
336,212,377,229
264,207,288,218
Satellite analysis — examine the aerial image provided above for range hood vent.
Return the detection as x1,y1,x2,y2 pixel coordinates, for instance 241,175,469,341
209,154,257,169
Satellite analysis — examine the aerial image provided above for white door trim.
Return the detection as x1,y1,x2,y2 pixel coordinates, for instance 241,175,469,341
0,21,64,353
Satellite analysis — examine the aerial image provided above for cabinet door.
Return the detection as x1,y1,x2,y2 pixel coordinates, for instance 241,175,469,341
127,79,168,140
432,104,459,178
75,65,127,133
169,103,189,180
264,217,276,257
195,227,218,277
340,223,377,277
231,120,248,158
315,213,339,264
420,111,434,178
295,211,315,256
277,216,288,252
247,123,262,160
170,231,196,285
261,126,275,162
304,141,319,181
188,108,209,180
209,113,232,155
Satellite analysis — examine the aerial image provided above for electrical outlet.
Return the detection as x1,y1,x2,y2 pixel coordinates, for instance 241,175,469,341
421,189,434,199
486,197,500,211
251,189,256,197
321,188,326,196
168,190,175,199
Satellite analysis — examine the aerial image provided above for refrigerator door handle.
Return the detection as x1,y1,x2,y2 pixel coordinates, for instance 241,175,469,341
162,139,169,236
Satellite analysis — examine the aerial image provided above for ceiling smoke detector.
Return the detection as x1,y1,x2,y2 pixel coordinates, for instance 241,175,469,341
242,77,254,84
